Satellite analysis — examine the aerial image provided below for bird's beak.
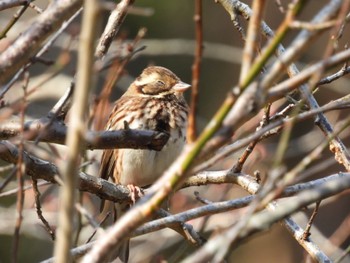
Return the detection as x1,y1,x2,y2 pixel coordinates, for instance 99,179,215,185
173,81,191,92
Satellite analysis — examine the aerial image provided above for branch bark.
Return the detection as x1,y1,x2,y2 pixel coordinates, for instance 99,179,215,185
0,0,82,84
0,118,169,150
95,0,134,59
54,1,99,261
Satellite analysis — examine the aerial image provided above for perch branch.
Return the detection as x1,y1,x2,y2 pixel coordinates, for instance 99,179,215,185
0,118,170,151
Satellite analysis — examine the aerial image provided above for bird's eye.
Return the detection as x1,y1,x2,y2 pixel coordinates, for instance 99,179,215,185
157,80,165,86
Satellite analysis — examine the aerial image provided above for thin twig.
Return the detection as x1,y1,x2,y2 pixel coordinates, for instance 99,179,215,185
267,48,350,99
85,212,111,244
48,80,75,120
0,181,50,198
0,3,30,39
194,96,349,173
0,167,17,192
28,2,43,13
0,0,33,11
318,64,350,85
302,201,321,240
194,191,213,205
239,0,266,86
290,20,337,31
95,0,135,58
187,0,203,142
33,78,75,146
12,71,29,263
183,173,348,263
32,178,56,240
232,103,271,173
75,203,105,231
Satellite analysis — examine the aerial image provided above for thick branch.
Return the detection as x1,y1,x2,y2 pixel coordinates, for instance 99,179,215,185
0,141,130,203
0,0,82,83
0,118,169,150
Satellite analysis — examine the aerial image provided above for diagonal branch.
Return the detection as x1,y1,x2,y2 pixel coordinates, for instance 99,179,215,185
183,172,350,262
0,141,131,203
95,0,135,59
217,0,350,171
0,0,82,84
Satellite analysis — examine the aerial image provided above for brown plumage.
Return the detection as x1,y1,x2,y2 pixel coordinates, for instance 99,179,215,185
99,66,190,262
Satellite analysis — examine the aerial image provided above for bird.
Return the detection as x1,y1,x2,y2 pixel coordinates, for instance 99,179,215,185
99,66,190,262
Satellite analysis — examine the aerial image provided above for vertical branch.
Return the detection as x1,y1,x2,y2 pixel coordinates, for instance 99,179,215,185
53,1,100,262
187,0,203,143
239,0,266,86
12,71,29,263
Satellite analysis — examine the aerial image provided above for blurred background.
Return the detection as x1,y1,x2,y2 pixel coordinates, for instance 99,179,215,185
0,0,350,262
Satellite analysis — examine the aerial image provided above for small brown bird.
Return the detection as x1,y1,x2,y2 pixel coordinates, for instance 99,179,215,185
99,66,190,262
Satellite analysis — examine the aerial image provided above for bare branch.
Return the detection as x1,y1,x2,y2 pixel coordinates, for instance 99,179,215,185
0,7,82,98
12,71,28,263
0,0,82,84
0,118,170,151
183,172,350,263
0,141,131,203
187,0,203,142
0,0,32,11
41,170,345,262
0,3,30,39
239,0,266,85
267,48,350,99
32,178,55,240
318,65,350,85
95,0,134,59
54,1,99,261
